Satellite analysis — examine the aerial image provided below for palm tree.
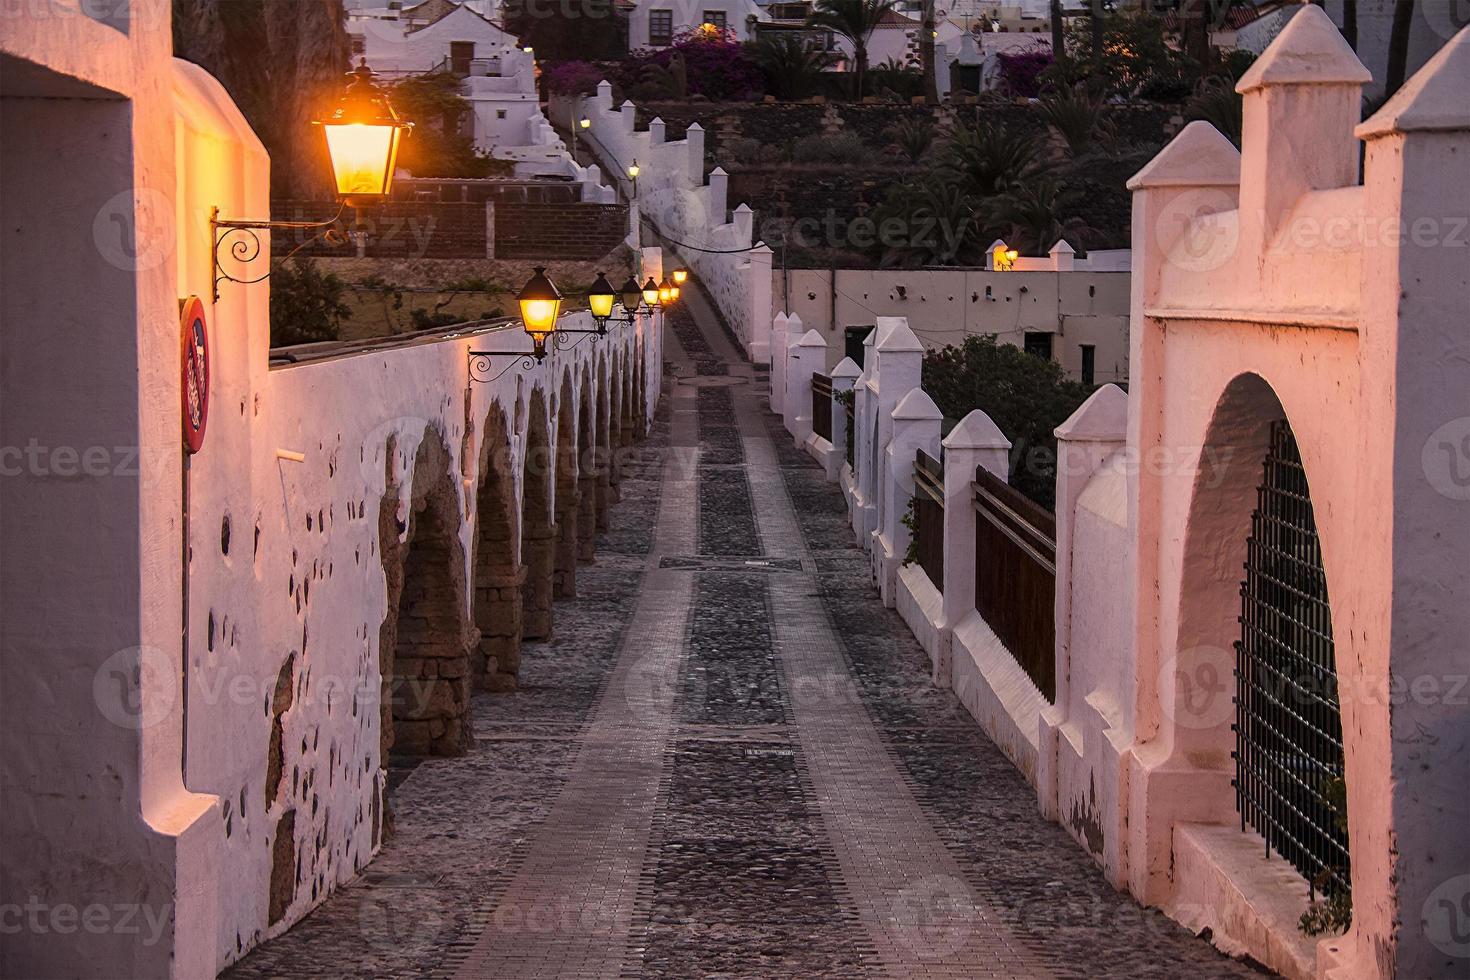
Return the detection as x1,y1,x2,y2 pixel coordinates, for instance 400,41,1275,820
266,0,352,197
979,175,1092,257
807,0,900,99
751,33,836,100
941,119,1047,198
871,176,980,266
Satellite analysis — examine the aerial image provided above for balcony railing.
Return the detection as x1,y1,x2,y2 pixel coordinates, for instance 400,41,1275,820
973,467,1056,700
913,448,945,592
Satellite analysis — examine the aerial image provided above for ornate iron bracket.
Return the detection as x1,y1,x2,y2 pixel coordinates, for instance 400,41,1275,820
210,203,352,302
468,349,542,385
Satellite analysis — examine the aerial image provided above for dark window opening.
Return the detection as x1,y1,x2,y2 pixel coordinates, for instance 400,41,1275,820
649,9,673,45
1080,344,1095,386
1023,332,1053,361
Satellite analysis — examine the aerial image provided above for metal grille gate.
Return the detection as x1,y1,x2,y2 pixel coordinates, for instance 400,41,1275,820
1233,420,1350,899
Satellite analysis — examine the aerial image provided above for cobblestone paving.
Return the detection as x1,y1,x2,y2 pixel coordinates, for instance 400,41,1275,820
228,291,1260,979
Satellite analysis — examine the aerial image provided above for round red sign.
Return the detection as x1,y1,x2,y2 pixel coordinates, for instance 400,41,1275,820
180,296,210,454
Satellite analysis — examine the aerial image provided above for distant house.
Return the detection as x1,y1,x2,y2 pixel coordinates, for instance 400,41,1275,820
347,1,542,156
626,0,770,48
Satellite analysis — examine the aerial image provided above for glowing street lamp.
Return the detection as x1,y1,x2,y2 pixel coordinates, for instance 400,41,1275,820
658,277,674,305
671,267,688,286
642,277,661,308
517,267,562,359
210,61,412,302
628,159,640,197
319,62,412,206
620,277,644,312
587,272,618,333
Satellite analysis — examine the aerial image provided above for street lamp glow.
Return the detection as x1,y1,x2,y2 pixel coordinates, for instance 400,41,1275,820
588,271,617,330
627,160,640,179
658,277,674,305
518,267,562,357
642,277,661,308
672,267,688,286
579,116,592,129
318,62,411,205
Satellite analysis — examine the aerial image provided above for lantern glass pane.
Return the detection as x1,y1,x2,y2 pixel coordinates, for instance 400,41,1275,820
589,291,615,318
324,123,397,197
520,297,561,333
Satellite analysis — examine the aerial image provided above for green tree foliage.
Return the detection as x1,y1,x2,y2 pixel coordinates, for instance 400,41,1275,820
941,118,1046,198
270,259,351,347
1184,75,1244,149
750,34,836,100
389,73,508,177
980,174,1094,257
922,335,1098,509
806,0,901,98
869,176,982,267
884,117,935,163
1037,84,1113,157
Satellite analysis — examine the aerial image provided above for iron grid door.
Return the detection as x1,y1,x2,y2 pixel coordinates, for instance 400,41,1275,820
1233,420,1351,900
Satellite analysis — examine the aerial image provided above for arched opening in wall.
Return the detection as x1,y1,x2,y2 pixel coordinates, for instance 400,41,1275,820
607,350,624,503
1235,419,1350,907
553,376,579,599
520,387,555,641
378,430,474,763
1172,374,1350,914
596,355,613,531
472,406,522,692
578,367,599,561
636,342,649,435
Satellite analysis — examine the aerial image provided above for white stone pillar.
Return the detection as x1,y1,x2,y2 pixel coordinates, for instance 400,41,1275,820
1235,4,1369,264
706,167,729,227
864,319,925,560
851,330,878,539
1036,384,1126,819
595,79,613,112
649,116,665,144
768,313,790,416
619,99,636,134
878,389,942,606
747,244,773,365
1049,239,1075,272
934,409,1012,687
732,203,754,248
787,329,827,446
685,122,705,186
828,357,861,483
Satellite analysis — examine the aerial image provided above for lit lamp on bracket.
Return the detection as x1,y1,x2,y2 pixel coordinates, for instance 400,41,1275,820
627,159,640,198
642,277,661,309
210,61,411,303
468,267,564,383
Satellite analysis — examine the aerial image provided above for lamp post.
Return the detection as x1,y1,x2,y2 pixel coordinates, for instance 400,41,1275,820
210,61,412,302
572,115,591,166
627,159,640,199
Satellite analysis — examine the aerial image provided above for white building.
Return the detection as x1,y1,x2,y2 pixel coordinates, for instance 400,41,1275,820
626,0,770,48
348,0,543,155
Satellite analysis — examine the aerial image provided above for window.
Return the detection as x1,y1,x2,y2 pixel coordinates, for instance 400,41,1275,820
704,10,727,30
649,9,673,45
496,109,508,120
1080,344,1095,386
350,35,366,56
1023,332,1053,361
450,41,475,75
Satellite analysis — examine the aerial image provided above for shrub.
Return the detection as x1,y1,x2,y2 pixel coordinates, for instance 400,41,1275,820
921,334,1097,509
544,60,607,97
884,117,935,162
621,30,763,101
750,34,835,100
1037,84,1112,156
995,46,1053,98
270,259,350,348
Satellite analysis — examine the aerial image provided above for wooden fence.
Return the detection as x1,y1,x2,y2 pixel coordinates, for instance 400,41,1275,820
811,373,833,443
913,449,945,592
973,467,1056,700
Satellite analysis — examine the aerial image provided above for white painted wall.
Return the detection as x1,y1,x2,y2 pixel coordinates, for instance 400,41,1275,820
776,266,1130,383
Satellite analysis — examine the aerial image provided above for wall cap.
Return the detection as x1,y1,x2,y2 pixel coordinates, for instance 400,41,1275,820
1235,4,1370,94
831,357,862,379
1357,27,1470,139
797,329,827,348
942,408,1011,451
1127,121,1241,191
876,318,924,353
893,388,943,421
1054,383,1128,443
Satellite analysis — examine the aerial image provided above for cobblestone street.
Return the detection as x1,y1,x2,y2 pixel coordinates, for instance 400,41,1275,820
227,291,1261,980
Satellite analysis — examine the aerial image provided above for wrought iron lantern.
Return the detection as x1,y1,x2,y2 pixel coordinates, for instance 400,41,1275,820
210,61,412,302
658,277,674,305
517,266,563,357
642,277,661,309
620,277,644,313
671,267,688,286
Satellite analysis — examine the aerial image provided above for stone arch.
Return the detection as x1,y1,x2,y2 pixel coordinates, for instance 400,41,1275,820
577,365,599,561
607,349,625,504
553,373,580,598
1167,373,1349,885
620,343,638,448
520,386,555,641
596,353,613,531
473,404,522,692
377,428,474,760
635,339,649,437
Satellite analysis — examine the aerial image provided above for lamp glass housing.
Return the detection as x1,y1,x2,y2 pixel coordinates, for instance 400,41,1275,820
642,277,660,308
658,277,673,305
628,161,640,178
672,267,688,285
319,63,409,203
579,117,592,129
620,277,643,311
518,266,563,343
588,272,617,320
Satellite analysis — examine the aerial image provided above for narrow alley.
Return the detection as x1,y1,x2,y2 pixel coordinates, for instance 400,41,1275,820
224,289,1256,980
